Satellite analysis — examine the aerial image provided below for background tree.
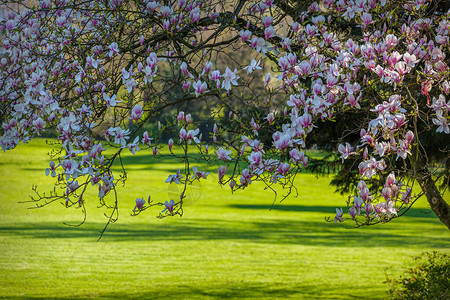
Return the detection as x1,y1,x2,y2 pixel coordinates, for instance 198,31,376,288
0,0,448,237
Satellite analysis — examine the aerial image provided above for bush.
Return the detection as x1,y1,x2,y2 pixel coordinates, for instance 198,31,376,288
386,251,450,299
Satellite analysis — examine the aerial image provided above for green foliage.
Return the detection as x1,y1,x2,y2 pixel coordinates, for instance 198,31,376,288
386,251,450,299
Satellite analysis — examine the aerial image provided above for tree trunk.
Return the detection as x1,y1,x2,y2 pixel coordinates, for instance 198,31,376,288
410,146,450,229
416,168,450,229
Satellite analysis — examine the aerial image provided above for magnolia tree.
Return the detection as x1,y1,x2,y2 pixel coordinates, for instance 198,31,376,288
1,0,449,237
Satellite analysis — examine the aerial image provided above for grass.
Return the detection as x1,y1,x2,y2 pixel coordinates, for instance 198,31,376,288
0,138,449,299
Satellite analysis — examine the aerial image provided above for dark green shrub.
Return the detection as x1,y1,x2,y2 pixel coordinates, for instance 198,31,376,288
386,251,450,299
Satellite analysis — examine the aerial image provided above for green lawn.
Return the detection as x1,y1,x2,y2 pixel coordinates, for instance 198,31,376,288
0,139,448,299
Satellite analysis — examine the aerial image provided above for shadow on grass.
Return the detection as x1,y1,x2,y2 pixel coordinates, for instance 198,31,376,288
0,283,340,300
229,204,438,218
0,205,448,248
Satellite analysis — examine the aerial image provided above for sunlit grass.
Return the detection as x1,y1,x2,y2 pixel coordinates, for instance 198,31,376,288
0,138,449,299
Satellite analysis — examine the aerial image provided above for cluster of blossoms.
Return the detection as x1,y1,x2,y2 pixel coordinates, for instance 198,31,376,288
0,0,448,230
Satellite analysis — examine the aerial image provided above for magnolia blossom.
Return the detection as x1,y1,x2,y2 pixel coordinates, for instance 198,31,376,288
163,199,175,213
108,42,119,57
134,198,145,211
216,147,232,161
130,104,143,122
192,166,209,180
193,80,208,97
338,142,352,162
243,59,262,74
166,169,182,184
103,93,120,107
45,161,57,177
334,208,344,223
221,68,239,91
127,137,140,155
218,166,228,182
265,112,275,124
142,131,153,146
114,128,130,147
186,129,200,144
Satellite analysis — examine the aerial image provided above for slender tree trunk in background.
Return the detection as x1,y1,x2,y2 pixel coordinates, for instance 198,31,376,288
411,147,450,230
416,168,450,230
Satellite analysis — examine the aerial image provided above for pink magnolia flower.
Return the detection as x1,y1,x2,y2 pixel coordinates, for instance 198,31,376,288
166,169,182,184
86,55,101,69
186,129,200,144
264,26,275,39
179,128,187,141
189,7,201,23
108,42,119,57
218,166,228,182
216,147,232,161
193,80,208,97
127,137,140,155
386,201,397,217
168,138,174,151
142,131,153,146
289,149,305,164
385,34,398,48
265,112,275,124
239,29,252,42
134,197,145,211
185,113,192,125
381,187,392,201
103,93,120,107
229,179,236,190
114,127,130,147
240,169,252,187
349,206,357,219
385,173,396,187
374,141,390,157
45,161,57,177
282,37,291,50
130,104,143,122
180,61,188,75
262,16,273,27
359,157,386,178
403,52,419,68
364,202,374,215
221,68,239,91
334,208,344,223
277,162,290,175
251,118,260,135
163,199,175,213
361,12,372,26
203,61,213,74
243,59,262,74
177,111,185,123
375,202,387,218
192,166,209,180
210,70,221,81
338,142,352,162
248,151,263,166
160,5,173,17
358,184,371,202
274,133,292,151
32,118,45,133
